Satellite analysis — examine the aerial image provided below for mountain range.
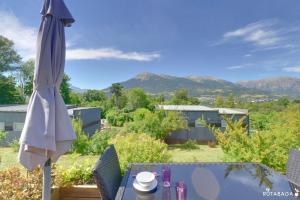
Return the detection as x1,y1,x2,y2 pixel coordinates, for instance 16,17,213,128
73,72,300,97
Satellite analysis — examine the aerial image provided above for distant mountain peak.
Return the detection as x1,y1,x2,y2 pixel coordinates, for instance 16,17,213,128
135,72,160,80
70,85,87,93
102,72,300,97
187,75,225,82
237,76,300,95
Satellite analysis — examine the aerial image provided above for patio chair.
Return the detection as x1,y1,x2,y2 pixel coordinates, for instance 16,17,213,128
286,148,300,186
93,145,122,200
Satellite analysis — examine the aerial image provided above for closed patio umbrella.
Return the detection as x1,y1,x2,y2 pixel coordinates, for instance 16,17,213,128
18,0,76,199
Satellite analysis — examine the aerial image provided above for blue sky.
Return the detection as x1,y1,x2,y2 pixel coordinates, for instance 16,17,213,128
1,0,300,89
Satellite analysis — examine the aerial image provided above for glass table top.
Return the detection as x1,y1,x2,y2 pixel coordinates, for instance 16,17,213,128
118,163,300,200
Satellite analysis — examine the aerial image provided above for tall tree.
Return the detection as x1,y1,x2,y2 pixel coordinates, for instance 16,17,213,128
171,89,189,104
15,59,35,98
215,96,225,107
0,75,23,104
225,94,235,108
60,74,72,104
110,83,126,109
0,36,21,73
126,88,150,110
0,36,22,104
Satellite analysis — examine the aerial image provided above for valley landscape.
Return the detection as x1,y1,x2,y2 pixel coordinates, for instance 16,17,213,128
71,72,300,103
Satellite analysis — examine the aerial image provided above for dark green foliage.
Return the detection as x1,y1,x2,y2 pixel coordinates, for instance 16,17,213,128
126,88,150,110
106,109,132,127
110,83,127,109
0,75,23,104
0,36,21,73
82,89,106,102
60,74,72,104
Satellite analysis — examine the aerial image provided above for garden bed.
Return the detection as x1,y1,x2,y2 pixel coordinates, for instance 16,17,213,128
51,185,99,200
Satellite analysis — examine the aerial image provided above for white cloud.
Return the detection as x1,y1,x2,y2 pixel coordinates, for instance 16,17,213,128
227,63,253,70
0,10,37,59
223,20,281,46
244,54,252,57
0,10,160,62
66,48,160,61
283,66,300,73
227,65,245,70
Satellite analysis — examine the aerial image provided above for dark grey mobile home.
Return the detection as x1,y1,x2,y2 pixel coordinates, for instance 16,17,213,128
157,105,249,144
0,105,101,145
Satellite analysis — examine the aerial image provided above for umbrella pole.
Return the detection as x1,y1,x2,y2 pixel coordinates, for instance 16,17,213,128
42,158,51,200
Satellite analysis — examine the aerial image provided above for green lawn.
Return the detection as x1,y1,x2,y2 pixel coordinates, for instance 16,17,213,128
168,144,224,162
0,145,224,171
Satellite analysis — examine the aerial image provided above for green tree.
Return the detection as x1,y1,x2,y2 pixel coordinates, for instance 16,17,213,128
156,94,165,104
60,74,72,104
125,109,187,139
215,96,224,107
0,75,23,104
69,92,82,105
82,90,106,102
171,89,189,104
15,59,34,98
277,97,289,107
110,83,126,109
0,36,21,73
225,94,235,108
126,88,150,110
106,109,132,127
0,36,22,104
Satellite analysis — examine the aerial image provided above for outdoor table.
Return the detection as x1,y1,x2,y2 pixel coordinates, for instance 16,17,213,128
116,162,300,200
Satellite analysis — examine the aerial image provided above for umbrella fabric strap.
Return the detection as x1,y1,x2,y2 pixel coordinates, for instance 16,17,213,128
24,145,54,157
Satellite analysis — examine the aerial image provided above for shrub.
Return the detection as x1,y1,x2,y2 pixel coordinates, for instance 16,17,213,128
181,140,199,150
54,159,94,187
71,119,119,155
0,131,7,163
250,112,275,131
109,133,170,173
125,110,162,138
106,109,132,127
0,130,7,142
0,167,42,200
71,119,90,154
125,109,187,139
213,106,300,172
10,139,20,152
89,128,118,155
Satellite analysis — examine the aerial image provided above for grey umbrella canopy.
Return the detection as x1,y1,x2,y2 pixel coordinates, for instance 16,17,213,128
18,0,76,171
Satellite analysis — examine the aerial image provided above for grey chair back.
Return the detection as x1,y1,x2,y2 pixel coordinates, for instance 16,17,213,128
286,148,300,186
93,145,122,200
